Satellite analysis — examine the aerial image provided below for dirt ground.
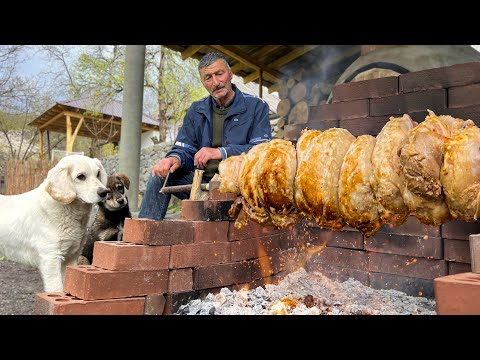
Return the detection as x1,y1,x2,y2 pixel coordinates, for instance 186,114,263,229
0,258,43,315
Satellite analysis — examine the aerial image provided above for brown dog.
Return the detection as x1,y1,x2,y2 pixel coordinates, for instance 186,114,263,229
78,172,131,265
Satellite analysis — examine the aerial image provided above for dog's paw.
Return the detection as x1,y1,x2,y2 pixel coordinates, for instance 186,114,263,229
117,228,124,242
77,255,91,266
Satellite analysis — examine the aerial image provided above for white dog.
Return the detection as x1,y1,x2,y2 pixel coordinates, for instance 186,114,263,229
0,155,108,292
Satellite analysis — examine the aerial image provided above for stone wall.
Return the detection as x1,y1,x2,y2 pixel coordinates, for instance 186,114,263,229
101,142,173,194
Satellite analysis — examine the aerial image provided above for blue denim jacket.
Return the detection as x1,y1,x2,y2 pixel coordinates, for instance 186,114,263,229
166,84,272,171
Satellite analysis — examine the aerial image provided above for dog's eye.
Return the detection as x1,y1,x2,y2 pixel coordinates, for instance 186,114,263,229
77,174,86,181
97,171,101,178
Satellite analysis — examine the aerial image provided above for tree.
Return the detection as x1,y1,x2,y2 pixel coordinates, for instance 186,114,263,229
0,45,65,169
144,46,207,142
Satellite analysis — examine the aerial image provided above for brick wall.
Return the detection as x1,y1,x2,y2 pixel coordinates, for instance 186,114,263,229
285,61,480,299
35,199,308,315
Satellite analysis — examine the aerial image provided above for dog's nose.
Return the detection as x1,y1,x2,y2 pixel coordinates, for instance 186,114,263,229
117,198,124,204
98,189,109,198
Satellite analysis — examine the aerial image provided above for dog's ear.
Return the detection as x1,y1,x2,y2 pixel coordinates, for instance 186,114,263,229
115,172,130,190
93,158,108,186
45,163,76,204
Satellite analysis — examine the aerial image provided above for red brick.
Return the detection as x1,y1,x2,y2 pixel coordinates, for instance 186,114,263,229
332,76,398,102
340,116,390,137
283,121,338,141
410,106,480,126
309,99,369,121
365,233,443,259
144,294,166,315
448,261,472,275
250,256,275,280
441,219,480,240
378,215,440,237
308,247,369,271
368,252,447,279
471,234,480,273
92,241,170,270
228,219,288,241
169,242,231,268
369,272,434,298
444,239,471,263
168,268,193,293
192,221,229,243
181,200,234,221
123,218,194,245
434,272,480,314
369,89,446,116
209,188,237,200
305,227,364,250
448,83,480,108
193,262,252,290
305,262,369,286
230,234,284,262
399,62,480,93
64,265,168,300
442,105,480,125
163,291,199,315
34,292,145,315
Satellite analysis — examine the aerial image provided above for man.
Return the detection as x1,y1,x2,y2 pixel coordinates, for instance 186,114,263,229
138,51,272,220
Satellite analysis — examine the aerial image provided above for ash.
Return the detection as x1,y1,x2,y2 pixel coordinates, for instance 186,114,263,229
176,268,436,315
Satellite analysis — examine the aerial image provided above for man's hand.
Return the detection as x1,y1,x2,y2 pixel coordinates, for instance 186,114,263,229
152,157,180,178
194,147,222,168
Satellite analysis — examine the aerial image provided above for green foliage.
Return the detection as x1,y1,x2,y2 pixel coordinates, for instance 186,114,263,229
167,196,182,213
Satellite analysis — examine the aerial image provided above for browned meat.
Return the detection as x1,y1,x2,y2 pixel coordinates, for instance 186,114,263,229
218,154,245,195
372,114,417,226
295,128,355,229
294,129,323,216
441,119,480,220
339,134,382,237
400,110,466,226
233,139,302,229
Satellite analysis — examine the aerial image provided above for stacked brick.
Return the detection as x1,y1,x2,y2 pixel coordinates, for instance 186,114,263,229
35,199,307,315
286,61,480,299
284,61,480,140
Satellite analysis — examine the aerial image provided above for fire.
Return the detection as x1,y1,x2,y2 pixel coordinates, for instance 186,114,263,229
405,258,417,266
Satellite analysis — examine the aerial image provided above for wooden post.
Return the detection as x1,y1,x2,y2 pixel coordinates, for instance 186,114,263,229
38,130,43,160
189,169,205,200
66,114,72,152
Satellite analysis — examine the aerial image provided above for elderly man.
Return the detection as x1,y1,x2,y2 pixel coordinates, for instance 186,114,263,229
138,51,272,220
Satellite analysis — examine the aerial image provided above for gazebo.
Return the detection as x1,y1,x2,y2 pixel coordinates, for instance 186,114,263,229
29,96,159,159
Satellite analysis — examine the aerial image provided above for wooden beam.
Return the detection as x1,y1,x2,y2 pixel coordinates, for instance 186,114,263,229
181,45,204,60
207,45,283,82
230,45,281,73
243,45,319,84
38,110,66,130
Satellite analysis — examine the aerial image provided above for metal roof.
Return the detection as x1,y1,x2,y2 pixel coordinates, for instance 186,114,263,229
29,97,159,143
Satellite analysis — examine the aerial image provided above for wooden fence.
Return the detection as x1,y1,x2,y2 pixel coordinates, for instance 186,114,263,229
4,159,58,195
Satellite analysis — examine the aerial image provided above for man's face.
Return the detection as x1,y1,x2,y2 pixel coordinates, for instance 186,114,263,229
199,59,233,104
